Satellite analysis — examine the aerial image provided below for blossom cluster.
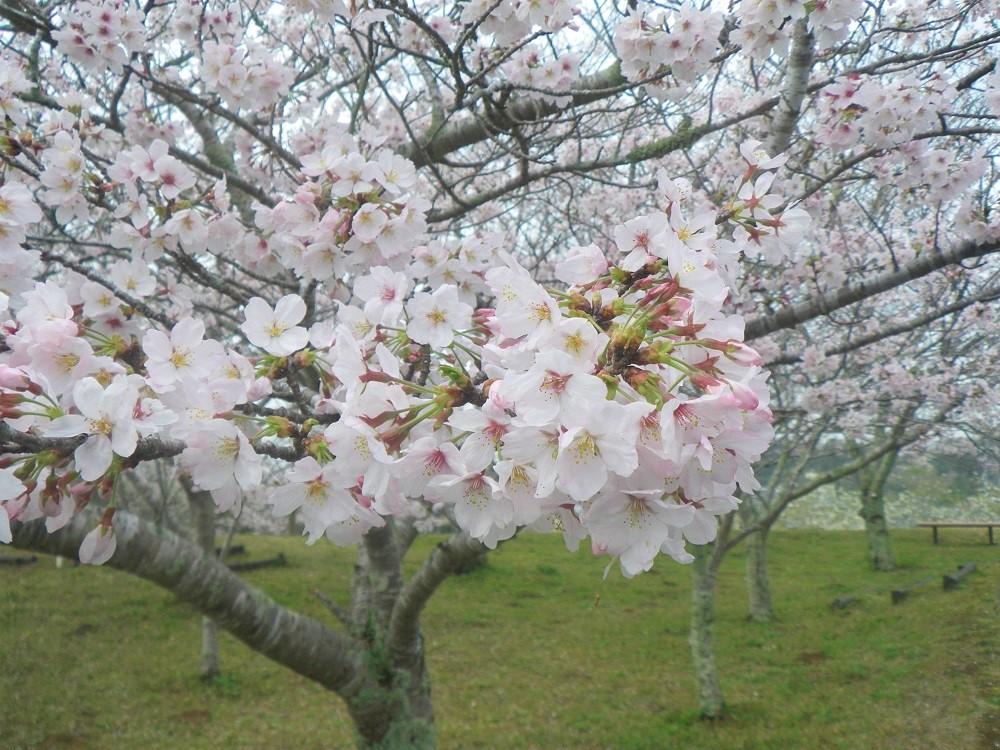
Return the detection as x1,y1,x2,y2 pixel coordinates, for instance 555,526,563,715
733,0,861,60
614,5,723,100
504,47,581,99
251,137,424,280
52,0,146,75
200,41,294,112
0,131,803,576
459,0,578,46
816,72,956,149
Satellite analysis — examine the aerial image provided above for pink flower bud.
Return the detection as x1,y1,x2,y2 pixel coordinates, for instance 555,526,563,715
79,521,117,565
0,365,31,391
726,342,763,368
723,381,760,411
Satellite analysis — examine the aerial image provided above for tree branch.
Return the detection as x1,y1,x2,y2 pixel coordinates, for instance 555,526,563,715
9,511,372,700
385,531,486,665
766,19,814,155
745,240,1000,340
767,285,1000,365
397,62,627,168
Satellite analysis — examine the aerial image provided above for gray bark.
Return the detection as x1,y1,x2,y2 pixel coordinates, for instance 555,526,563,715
689,543,724,719
743,514,773,623
185,483,222,680
10,504,491,748
859,451,898,572
199,616,220,681
397,63,627,168
765,20,815,156
349,526,488,749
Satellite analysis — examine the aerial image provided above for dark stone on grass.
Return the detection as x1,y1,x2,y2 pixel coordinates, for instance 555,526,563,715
226,553,286,572
0,554,37,565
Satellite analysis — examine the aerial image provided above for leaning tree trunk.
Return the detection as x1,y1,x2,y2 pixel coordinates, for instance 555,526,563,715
184,480,221,680
689,542,724,719
740,502,773,623
859,451,898,572
12,510,490,749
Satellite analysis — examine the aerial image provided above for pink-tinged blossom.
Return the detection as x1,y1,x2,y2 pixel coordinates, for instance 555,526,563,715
493,460,543,526
269,457,356,543
536,318,606,365
447,402,512,469
555,401,652,503
152,152,196,200
25,337,97,394
0,182,43,226
0,365,34,392
142,317,218,388
0,467,27,544
739,139,788,170
584,470,696,577
323,501,386,546
0,62,30,127
324,418,394,498
429,471,512,541
486,255,562,341
395,436,465,498
45,377,141,481
501,350,607,427
372,151,417,195
330,154,377,197
682,496,740,545
405,286,473,348
554,243,608,286
353,266,410,324
17,281,74,328
241,295,310,356
501,423,562,499
79,520,117,565
614,213,669,272
110,259,156,298
182,420,263,500
351,204,388,243
80,282,122,318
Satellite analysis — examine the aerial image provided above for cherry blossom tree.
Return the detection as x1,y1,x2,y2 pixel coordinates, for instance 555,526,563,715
1,0,998,744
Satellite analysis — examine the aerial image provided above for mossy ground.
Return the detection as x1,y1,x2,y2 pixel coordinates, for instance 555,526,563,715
1,528,997,749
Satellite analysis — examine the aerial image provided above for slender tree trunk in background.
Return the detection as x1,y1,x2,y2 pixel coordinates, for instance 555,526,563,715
689,542,724,719
199,615,219,680
184,481,221,680
286,508,303,537
859,450,898,572
740,502,774,623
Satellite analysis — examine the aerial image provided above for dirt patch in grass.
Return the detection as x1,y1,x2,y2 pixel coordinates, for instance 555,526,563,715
977,710,1000,749
173,709,212,724
796,651,828,665
41,733,90,750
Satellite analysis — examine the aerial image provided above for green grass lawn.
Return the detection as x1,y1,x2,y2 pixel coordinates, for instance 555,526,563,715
1,529,997,749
